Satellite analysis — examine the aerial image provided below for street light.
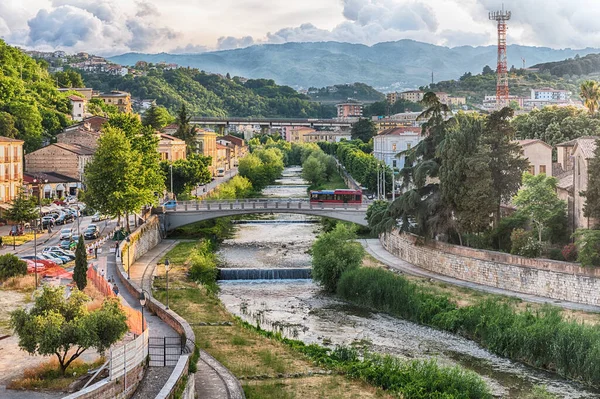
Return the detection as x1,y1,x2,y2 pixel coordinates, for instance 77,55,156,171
169,163,173,196
164,258,170,310
126,236,131,279
139,290,148,333
32,177,47,290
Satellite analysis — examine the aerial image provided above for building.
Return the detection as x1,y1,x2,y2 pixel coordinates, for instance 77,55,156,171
25,143,94,183
57,125,101,150
287,127,316,143
386,92,398,104
336,102,363,118
157,133,186,162
373,112,423,132
58,88,94,101
531,88,570,102
447,96,467,106
67,95,85,122
0,137,24,203
94,91,132,113
398,90,425,103
216,143,232,171
217,135,248,166
516,139,553,176
304,131,352,143
23,172,80,199
194,129,217,175
162,123,179,136
572,137,599,229
373,127,422,169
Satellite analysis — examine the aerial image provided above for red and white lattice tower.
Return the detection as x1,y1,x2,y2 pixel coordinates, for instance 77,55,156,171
489,6,511,109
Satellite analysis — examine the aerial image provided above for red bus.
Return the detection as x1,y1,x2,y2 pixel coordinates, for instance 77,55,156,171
309,189,362,204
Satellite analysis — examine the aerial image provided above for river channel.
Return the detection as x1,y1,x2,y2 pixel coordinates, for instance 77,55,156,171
217,166,598,398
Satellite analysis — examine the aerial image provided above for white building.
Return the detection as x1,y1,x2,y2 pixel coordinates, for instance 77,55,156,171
68,95,85,122
373,127,422,169
531,88,570,102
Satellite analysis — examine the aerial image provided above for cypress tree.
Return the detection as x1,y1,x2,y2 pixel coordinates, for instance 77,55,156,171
73,235,88,291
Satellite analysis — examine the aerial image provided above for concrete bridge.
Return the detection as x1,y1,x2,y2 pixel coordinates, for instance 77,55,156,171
190,117,354,129
162,199,369,230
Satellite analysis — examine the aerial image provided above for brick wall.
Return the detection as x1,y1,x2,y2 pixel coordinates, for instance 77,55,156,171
381,231,600,306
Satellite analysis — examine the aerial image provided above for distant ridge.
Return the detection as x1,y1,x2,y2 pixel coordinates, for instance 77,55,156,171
108,39,600,90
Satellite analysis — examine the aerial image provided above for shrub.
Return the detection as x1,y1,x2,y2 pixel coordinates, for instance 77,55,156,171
573,229,600,267
561,243,578,262
188,240,218,291
510,228,541,258
0,253,27,280
546,248,565,261
312,223,365,293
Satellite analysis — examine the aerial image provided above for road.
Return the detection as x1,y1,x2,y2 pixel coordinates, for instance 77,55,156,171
191,167,238,198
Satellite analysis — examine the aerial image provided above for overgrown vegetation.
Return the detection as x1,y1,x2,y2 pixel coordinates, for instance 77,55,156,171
238,147,285,191
335,266,600,387
188,240,219,292
0,253,27,280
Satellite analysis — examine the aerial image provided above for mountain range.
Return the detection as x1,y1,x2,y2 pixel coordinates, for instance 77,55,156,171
108,40,600,91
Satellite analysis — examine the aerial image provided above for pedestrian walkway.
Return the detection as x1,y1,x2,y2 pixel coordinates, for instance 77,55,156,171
361,238,600,313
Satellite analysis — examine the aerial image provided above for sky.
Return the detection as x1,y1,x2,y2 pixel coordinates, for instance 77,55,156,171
2,0,600,56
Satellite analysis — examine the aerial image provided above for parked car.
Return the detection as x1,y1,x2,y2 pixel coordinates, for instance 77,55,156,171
40,252,65,265
164,200,177,210
49,249,75,261
42,216,55,228
65,195,78,203
59,239,73,250
59,228,73,240
43,246,71,255
20,256,57,268
84,228,99,240
91,212,107,222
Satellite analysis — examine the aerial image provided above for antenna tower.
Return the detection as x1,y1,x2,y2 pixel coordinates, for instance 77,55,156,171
489,5,511,109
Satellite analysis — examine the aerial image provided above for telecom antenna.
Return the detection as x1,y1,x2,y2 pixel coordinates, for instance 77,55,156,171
489,5,511,109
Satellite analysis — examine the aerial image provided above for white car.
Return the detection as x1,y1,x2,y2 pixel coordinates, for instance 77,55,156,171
65,195,78,203
59,228,73,240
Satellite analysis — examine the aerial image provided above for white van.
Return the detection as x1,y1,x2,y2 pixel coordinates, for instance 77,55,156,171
216,168,225,177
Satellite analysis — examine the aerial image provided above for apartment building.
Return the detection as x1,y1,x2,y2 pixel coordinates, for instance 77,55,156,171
94,91,132,113
0,137,24,203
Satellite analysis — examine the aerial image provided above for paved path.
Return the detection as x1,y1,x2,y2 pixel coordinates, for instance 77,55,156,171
361,238,600,313
192,167,238,198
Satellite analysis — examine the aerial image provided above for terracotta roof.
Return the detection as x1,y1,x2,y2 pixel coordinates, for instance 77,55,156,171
68,95,85,101
0,136,24,143
556,135,599,147
574,137,598,159
516,139,552,149
52,143,95,156
216,143,229,150
222,135,245,146
377,127,421,136
157,133,184,142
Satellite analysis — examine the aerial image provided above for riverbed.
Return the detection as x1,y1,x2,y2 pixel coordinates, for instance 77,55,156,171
217,166,598,398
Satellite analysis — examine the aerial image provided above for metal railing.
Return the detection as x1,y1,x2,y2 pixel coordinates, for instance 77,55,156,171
165,198,368,212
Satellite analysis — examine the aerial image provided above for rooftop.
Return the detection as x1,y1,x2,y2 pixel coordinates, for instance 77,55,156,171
0,136,24,144
52,143,95,156
574,137,599,159
23,171,80,184
377,127,421,136
516,139,552,149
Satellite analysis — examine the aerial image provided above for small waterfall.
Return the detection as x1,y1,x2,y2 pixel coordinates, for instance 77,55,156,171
218,268,312,280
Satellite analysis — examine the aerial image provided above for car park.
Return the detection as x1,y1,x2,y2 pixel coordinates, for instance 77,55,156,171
59,239,73,250
40,252,65,265
20,256,57,268
59,228,73,240
50,249,75,261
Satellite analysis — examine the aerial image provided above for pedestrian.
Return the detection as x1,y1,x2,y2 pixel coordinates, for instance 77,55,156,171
115,242,119,258
94,244,98,259
113,284,119,296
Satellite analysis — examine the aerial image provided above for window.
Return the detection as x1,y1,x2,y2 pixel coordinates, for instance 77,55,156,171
529,165,535,175
393,160,397,167
392,143,397,151
540,165,546,175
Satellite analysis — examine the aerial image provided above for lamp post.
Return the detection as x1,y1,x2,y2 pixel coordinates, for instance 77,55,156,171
169,163,174,197
32,177,47,289
126,236,131,279
139,290,148,333
164,258,170,310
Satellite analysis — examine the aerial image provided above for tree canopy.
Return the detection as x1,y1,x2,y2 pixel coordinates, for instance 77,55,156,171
11,286,128,375
5,190,38,227
582,138,600,223
351,118,377,142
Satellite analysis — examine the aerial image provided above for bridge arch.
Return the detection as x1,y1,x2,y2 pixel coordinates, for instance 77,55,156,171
162,199,368,230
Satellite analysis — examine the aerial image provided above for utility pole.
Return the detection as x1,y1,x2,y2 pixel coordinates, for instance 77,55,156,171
376,163,380,200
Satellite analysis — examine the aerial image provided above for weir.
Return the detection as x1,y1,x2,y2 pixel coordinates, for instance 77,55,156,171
218,267,312,280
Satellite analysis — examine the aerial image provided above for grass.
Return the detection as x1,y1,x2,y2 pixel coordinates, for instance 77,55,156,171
158,241,197,265
1,274,36,293
309,171,348,191
7,357,106,391
1,233,45,246
153,272,393,398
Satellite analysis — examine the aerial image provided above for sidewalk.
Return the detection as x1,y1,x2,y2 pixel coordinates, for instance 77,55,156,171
361,238,600,313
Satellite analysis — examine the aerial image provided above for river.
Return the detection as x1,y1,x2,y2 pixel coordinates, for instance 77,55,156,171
217,166,598,398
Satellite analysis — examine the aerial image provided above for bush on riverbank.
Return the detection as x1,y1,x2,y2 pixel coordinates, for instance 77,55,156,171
188,240,218,292
209,175,254,199
312,224,365,293
239,148,285,190
336,266,600,387
242,321,491,399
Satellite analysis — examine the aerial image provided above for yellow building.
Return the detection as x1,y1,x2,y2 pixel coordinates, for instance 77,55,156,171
157,133,187,162
95,91,132,113
386,92,398,104
287,127,316,143
0,136,24,203
194,129,217,174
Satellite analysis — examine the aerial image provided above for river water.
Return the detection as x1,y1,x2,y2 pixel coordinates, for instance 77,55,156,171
217,166,598,398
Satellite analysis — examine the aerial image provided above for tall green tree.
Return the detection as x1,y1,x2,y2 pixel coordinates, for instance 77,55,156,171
142,104,172,130
513,173,567,243
312,223,365,293
350,118,377,142
582,139,600,223
483,108,529,227
5,189,38,228
83,126,143,229
160,154,212,196
580,80,600,115
0,112,18,138
73,235,87,291
175,104,197,154
11,286,128,375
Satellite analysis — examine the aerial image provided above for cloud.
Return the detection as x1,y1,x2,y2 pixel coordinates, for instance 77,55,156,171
217,36,255,50
169,43,209,54
135,1,159,18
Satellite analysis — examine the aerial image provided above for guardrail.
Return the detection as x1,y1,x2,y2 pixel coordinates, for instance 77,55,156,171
166,199,368,212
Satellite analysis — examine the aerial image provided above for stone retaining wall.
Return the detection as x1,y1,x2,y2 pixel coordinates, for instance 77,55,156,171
381,230,600,306
62,363,144,399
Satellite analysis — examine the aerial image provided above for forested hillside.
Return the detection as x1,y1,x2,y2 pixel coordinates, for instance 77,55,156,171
307,83,384,103
425,68,582,104
79,69,336,118
533,53,600,77
0,40,74,151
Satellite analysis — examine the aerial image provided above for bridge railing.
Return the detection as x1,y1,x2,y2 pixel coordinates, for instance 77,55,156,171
167,199,368,212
